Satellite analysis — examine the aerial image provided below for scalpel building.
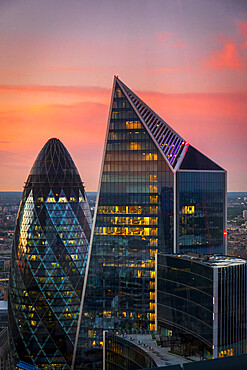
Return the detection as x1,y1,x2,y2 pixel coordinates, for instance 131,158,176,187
73,77,226,368
8,138,92,369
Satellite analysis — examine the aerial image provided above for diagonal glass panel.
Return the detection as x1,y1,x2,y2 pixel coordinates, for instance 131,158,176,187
9,138,92,369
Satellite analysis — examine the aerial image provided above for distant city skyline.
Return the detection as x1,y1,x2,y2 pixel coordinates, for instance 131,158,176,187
0,0,246,192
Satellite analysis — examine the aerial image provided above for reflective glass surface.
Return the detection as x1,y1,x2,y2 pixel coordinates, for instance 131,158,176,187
157,254,214,349
157,255,247,359
217,264,247,357
105,332,156,369
8,139,92,369
177,171,226,254
75,81,174,367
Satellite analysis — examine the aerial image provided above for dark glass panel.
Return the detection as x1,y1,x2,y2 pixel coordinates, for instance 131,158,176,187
75,80,174,367
8,139,92,369
177,171,225,254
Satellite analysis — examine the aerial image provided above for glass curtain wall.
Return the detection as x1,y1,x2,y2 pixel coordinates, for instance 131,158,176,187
218,263,247,357
177,171,225,254
157,254,214,355
75,80,174,367
8,139,92,369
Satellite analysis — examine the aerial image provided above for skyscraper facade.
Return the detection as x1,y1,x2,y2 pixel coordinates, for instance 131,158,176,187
8,138,92,369
156,254,247,359
73,77,226,368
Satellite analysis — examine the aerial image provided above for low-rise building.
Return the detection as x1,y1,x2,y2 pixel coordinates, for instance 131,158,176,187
103,332,191,369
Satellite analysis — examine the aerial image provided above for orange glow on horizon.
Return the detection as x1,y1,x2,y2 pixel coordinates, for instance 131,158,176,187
0,3,246,191
0,85,247,191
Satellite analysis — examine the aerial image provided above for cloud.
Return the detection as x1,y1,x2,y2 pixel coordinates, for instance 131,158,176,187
0,84,110,98
0,87,246,191
135,90,247,187
239,22,247,50
0,66,100,76
239,22,247,38
206,21,247,71
157,33,171,42
0,149,30,166
0,99,109,191
156,33,185,49
0,100,109,148
172,39,186,48
206,36,246,70
148,67,187,73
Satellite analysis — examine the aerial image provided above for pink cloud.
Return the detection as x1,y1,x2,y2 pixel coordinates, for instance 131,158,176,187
157,32,170,42
0,97,110,191
206,21,247,71
149,67,187,73
0,84,110,98
172,39,186,48
156,33,185,49
206,36,246,70
239,22,247,50
0,87,246,191
135,90,247,191
0,66,100,76
239,22,247,38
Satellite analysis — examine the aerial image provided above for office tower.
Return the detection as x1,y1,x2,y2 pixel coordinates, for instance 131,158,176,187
156,253,247,359
8,138,92,369
73,77,226,367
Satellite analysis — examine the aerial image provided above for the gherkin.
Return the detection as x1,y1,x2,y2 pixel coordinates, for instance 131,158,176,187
8,138,92,369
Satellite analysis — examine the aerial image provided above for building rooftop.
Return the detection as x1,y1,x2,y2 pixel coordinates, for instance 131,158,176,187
162,253,247,268
114,333,194,367
0,301,7,310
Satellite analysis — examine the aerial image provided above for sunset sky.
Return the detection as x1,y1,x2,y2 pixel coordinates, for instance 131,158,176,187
0,0,247,192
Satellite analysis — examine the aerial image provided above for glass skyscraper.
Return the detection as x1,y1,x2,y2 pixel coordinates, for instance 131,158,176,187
8,138,92,369
156,254,247,359
73,77,226,368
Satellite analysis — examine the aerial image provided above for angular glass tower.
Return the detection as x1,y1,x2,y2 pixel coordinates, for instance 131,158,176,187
73,77,226,369
8,138,92,369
